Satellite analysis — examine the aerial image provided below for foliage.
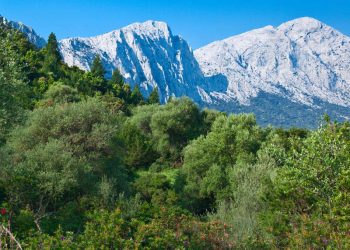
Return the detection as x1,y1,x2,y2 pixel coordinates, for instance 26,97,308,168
37,83,81,107
108,69,133,103
131,85,144,105
116,98,205,169
0,25,31,144
42,33,62,80
148,87,160,104
0,98,128,232
0,24,349,249
116,104,159,169
77,209,134,249
150,97,203,164
134,173,171,203
90,55,105,79
264,121,350,248
181,114,265,213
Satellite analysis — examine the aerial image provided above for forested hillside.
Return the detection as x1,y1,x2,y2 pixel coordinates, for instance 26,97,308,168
0,23,349,249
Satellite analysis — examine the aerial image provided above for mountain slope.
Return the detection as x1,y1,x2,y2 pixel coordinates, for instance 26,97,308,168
195,17,350,109
0,15,46,48
59,21,220,103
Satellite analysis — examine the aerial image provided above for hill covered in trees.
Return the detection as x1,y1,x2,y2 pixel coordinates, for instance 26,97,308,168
0,23,350,249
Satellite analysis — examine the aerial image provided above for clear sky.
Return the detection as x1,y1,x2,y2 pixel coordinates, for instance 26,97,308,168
0,0,349,49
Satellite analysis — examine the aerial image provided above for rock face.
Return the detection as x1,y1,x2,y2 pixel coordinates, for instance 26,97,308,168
58,21,220,103
0,15,46,48
194,17,350,110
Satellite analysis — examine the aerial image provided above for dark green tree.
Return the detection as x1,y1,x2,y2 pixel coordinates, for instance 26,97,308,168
109,69,124,88
131,85,144,105
0,27,31,145
119,84,132,103
42,33,62,79
88,56,111,94
148,88,160,104
116,105,159,169
181,114,263,213
134,173,171,202
109,69,129,100
0,98,129,230
37,83,81,107
150,98,203,164
90,56,105,79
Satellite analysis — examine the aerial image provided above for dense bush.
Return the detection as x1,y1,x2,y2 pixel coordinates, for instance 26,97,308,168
181,114,266,213
116,98,206,169
263,121,350,248
0,98,129,233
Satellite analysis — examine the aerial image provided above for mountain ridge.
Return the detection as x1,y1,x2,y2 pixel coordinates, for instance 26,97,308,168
58,20,217,103
195,17,350,108
0,14,46,48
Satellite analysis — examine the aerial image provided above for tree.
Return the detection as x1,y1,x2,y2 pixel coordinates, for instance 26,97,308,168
77,209,132,249
116,105,159,169
108,69,133,102
109,69,124,88
131,85,144,105
119,86,132,103
90,56,105,79
0,27,31,145
265,121,350,248
0,98,129,231
134,173,171,202
42,33,62,79
88,56,112,94
150,98,203,164
148,88,160,104
210,160,274,248
181,114,264,213
116,99,205,169
37,83,80,107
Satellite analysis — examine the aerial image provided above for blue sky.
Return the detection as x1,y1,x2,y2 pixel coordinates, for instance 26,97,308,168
0,0,349,49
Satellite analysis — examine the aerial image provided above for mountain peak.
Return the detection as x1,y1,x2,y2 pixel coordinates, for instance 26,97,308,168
125,20,169,29
58,19,207,103
277,17,324,32
120,20,172,39
143,20,170,30
285,16,321,24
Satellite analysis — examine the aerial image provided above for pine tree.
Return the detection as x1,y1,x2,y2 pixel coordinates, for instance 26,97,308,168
109,69,125,97
109,69,124,87
46,33,61,61
90,56,105,78
88,56,111,94
148,88,160,104
131,85,144,105
42,33,62,79
121,84,132,103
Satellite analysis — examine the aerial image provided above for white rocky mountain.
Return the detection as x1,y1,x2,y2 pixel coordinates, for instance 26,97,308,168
58,21,218,103
194,17,350,109
0,15,46,48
